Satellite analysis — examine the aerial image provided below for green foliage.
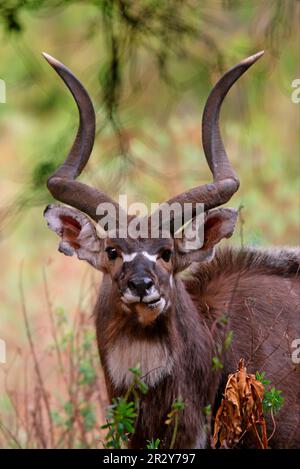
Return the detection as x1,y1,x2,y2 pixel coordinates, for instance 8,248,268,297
0,0,299,249
101,398,138,448
128,364,149,396
202,403,212,435
263,387,284,415
165,397,185,449
0,0,298,450
203,404,212,417
165,397,185,425
212,328,233,373
146,438,160,449
101,364,147,448
0,278,103,449
217,314,229,326
45,309,100,443
224,330,234,351
101,372,185,450
79,359,97,385
255,371,270,387
212,356,224,372
31,161,57,189
255,371,284,414
80,404,97,432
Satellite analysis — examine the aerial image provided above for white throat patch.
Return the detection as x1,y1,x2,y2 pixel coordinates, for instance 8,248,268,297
107,337,173,389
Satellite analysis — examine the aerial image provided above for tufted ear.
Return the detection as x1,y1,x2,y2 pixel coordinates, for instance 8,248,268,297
175,208,238,272
44,204,102,270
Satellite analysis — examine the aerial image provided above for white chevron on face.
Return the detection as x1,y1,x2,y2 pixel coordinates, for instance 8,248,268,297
122,252,137,263
122,251,158,263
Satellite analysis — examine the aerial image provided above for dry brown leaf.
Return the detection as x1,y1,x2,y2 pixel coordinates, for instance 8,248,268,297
212,358,268,449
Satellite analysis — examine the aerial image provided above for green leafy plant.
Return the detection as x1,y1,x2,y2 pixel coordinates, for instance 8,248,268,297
255,371,270,386
212,356,224,371
101,364,148,448
212,328,233,373
255,371,284,414
101,398,137,448
1,269,106,449
102,369,187,450
146,438,160,449
224,330,234,351
165,397,185,449
203,404,211,416
262,387,284,414
202,403,212,435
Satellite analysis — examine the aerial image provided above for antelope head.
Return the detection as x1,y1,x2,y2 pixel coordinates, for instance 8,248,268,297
44,51,264,326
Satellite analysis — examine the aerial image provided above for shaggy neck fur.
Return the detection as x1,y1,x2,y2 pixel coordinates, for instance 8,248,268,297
94,247,300,449
94,274,219,448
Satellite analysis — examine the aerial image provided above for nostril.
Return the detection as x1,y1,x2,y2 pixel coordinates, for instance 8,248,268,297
128,280,137,290
127,277,154,297
144,278,154,290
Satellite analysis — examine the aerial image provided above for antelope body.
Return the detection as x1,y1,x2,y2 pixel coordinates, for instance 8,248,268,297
43,51,300,448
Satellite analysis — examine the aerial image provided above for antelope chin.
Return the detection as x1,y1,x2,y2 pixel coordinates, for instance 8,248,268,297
135,298,166,326
121,288,167,324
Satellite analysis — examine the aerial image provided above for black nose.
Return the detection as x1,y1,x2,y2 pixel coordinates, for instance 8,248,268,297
128,277,154,299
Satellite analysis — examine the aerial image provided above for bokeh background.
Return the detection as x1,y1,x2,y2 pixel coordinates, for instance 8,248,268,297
0,0,299,448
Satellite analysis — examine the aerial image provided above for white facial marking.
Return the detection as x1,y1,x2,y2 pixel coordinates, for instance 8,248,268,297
122,252,137,263
149,297,166,312
122,283,161,302
121,251,158,263
122,289,140,304
107,337,173,389
142,286,160,303
121,293,166,313
142,251,158,262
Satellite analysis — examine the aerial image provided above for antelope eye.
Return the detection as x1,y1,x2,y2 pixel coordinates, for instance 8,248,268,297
105,247,118,261
161,249,172,262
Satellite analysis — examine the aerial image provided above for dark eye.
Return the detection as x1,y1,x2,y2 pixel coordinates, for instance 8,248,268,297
105,247,118,261
161,249,172,262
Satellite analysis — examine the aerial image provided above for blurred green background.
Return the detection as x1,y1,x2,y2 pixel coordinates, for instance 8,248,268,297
0,0,299,448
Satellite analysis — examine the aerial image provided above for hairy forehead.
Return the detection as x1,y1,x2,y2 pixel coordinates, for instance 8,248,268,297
106,237,173,253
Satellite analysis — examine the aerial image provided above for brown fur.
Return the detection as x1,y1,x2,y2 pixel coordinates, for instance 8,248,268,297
43,51,298,449
95,246,300,448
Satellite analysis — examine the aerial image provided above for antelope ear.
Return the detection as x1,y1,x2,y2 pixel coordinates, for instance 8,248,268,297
200,207,238,249
44,204,102,270
175,208,238,271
